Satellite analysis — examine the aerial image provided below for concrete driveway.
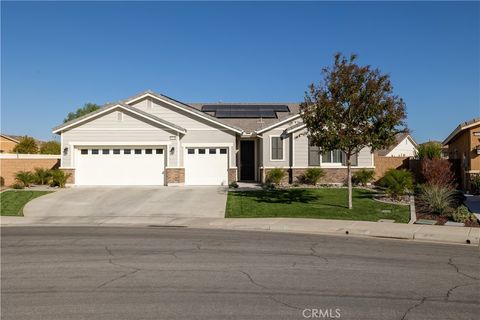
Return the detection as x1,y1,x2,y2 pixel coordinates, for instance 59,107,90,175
24,186,227,218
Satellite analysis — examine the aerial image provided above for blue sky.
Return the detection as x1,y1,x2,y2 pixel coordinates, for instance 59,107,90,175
1,1,479,142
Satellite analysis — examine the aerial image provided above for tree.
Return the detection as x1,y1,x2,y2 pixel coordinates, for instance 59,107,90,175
416,142,442,160
64,103,100,123
300,53,407,209
12,136,38,154
40,141,61,154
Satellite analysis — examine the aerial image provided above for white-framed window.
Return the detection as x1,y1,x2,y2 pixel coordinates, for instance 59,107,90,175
270,136,284,161
322,150,345,164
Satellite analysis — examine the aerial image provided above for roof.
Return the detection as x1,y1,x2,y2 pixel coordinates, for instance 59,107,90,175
52,103,187,134
189,102,301,133
442,117,480,145
375,133,418,156
0,134,21,143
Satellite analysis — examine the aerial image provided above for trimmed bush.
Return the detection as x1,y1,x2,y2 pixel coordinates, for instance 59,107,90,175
39,141,61,155
50,169,71,188
418,184,456,215
34,168,52,185
266,168,286,186
378,169,414,199
229,181,239,189
11,183,25,189
303,168,325,185
450,205,477,223
416,142,442,160
15,171,35,187
352,169,375,186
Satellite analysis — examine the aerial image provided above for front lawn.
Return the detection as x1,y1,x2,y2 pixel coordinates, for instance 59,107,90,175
0,191,53,216
226,188,410,223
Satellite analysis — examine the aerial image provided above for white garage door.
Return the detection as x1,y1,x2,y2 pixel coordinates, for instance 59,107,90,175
184,147,228,185
75,147,165,186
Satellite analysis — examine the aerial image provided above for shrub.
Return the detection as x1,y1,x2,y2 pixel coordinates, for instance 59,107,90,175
229,181,239,189
352,169,375,186
15,171,34,187
416,142,442,160
12,136,38,154
50,169,71,188
33,168,52,185
0,176,4,187
303,168,325,185
450,205,477,223
11,183,25,189
39,141,61,154
421,158,455,187
417,184,456,215
378,169,414,199
266,168,286,185
470,175,480,195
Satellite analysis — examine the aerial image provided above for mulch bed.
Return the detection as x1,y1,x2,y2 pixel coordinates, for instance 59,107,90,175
414,197,480,227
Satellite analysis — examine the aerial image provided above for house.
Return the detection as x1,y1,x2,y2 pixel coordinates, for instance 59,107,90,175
52,90,375,186
0,134,21,153
443,118,480,191
375,133,418,157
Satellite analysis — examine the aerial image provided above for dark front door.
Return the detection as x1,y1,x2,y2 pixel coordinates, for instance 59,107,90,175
240,140,255,181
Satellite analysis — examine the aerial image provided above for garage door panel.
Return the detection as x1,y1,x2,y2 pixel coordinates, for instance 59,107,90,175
184,148,228,185
75,147,165,186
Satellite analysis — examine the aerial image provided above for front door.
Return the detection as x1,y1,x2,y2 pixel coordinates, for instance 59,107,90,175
240,140,255,181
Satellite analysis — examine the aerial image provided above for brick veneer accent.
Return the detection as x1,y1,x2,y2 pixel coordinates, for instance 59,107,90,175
0,158,60,186
291,167,366,185
166,168,185,184
60,168,75,184
228,168,237,183
373,154,409,180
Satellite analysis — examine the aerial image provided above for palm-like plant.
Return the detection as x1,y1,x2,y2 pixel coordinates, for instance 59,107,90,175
50,169,71,188
378,169,414,199
15,171,35,187
34,168,52,185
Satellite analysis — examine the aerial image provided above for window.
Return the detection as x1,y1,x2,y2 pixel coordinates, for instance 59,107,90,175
91,149,99,155
209,148,216,154
198,148,206,154
156,149,163,154
271,136,283,160
220,148,227,154
102,149,110,155
81,149,88,155
124,149,131,154
308,140,320,166
188,148,195,154
135,149,142,154
145,149,153,154
113,149,120,154
322,150,345,164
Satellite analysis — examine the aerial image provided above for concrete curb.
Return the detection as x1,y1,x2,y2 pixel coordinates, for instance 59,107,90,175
1,216,478,246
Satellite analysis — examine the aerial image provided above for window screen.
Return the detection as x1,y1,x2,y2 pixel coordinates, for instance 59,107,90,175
271,137,283,160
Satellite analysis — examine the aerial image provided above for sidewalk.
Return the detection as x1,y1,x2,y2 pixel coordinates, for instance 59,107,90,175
2,216,478,246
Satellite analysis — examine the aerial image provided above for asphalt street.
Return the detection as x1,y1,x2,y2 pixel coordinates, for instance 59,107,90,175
1,227,479,320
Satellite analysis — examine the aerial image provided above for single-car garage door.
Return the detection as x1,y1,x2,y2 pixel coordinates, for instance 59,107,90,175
75,147,165,185
184,147,228,185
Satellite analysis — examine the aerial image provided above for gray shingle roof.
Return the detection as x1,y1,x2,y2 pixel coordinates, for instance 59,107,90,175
442,117,480,145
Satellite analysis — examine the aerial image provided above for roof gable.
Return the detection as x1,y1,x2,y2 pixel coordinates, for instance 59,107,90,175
442,117,480,145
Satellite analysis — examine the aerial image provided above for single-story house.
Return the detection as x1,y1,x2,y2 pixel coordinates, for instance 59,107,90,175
443,117,480,191
0,134,21,153
375,133,418,157
52,90,376,186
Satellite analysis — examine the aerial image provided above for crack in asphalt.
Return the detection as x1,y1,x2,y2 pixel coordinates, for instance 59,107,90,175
310,243,329,264
239,270,269,290
445,283,475,301
447,258,479,281
96,246,141,290
400,297,426,320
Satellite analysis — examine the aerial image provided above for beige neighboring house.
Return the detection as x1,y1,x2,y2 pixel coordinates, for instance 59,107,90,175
0,134,21,153
375,133,418,157
52,90,377,186
443,117,480,191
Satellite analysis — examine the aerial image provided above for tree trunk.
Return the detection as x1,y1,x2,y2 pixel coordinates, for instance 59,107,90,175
347,158,352,209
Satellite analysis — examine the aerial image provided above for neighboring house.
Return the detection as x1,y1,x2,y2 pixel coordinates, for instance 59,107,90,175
375,133,418,157
52,90,375,186
443,117,480,191
0,134,21,153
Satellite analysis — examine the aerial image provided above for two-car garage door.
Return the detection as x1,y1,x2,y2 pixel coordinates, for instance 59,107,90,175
75,147,165,186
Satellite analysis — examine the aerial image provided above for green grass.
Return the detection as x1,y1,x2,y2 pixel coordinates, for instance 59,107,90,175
226,188,410,223
0,191,53,216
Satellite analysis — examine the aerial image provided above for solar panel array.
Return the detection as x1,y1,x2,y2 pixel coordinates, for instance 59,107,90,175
201,105,290,118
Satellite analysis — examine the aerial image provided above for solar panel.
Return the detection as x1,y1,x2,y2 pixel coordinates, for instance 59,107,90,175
201,104,290,118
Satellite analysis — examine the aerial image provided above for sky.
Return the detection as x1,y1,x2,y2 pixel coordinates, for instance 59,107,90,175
1,1,479,142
